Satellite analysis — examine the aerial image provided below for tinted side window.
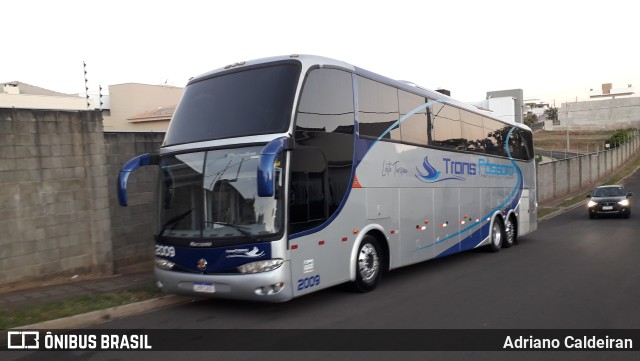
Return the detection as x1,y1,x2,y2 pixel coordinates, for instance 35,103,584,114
507,128,525,160
522,129,534,160
398,90,429,145
460,110,485,153
514,128,534,160
357,76,400,140
296,68,355,134
291,68,355,235
483,117,509,157
430,103,463,149
289,148,327,229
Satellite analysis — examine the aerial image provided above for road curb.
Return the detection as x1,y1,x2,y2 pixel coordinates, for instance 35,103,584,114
14,295,192,330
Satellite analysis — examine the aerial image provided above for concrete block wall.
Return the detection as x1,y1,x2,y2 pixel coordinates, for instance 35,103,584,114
537,135,640,203
537,161,555,202
105,132,164,274
0,109,113,284
558,97,640,130
606,150,613,175
568,157,581,193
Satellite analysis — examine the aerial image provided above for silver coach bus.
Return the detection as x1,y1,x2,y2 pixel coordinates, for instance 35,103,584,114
118,55,537,302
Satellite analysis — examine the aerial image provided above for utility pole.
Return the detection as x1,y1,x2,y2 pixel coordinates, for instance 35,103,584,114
565,102,570,157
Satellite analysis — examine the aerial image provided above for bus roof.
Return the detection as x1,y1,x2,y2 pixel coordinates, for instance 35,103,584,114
188,54,530,131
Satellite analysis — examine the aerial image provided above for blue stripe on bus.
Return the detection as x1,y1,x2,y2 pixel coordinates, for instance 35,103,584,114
438,222,491,258
164,242,272,273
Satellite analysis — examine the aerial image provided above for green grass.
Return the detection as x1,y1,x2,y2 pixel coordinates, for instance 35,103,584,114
537,207,559,219
559,194,588,208
0,286,162,329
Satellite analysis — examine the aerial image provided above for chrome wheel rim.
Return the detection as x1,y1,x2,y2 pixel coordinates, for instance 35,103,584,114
492,223,502,246
358,243,379,282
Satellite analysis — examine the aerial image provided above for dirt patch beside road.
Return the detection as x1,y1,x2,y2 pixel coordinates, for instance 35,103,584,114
533,129,618,152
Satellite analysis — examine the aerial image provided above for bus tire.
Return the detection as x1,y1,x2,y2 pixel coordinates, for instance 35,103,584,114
503,216,516,248
352,235,382,292
487,218,504,252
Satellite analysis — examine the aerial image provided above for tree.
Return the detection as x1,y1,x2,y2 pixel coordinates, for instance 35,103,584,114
543,107,558,122
605,129,633,149
523,113,538,127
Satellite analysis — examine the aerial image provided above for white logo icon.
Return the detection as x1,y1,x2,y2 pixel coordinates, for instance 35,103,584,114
225,246,265,258
7,331,40,349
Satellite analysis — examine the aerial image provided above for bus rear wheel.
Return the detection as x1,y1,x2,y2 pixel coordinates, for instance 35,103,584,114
503,217,516,248
352,235,382,292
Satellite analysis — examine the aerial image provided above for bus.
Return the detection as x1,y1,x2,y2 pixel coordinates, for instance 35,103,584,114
117,54,537,302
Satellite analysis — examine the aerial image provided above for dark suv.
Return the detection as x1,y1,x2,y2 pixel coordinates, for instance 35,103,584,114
587,185,632,219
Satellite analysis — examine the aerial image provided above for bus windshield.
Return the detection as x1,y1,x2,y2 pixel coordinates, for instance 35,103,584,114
158,146,283,242
164,62,301,146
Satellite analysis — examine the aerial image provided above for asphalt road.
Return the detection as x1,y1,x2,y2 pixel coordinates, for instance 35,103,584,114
6,168,640,360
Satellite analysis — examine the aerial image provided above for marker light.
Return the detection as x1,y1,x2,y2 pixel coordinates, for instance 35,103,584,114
237,259,284,274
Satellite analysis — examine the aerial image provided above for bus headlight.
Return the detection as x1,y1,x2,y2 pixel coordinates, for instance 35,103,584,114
238,259,283,274
155,258,175,270
587,201,598,208
618,199,630,206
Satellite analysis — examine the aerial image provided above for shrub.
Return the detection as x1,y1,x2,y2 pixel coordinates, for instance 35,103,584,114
605,129,634,148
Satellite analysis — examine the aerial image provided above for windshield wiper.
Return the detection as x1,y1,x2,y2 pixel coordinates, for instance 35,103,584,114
211,221,260,242
160,208,194,235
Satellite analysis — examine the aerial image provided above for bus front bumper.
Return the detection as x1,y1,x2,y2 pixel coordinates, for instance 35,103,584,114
154,261,293,302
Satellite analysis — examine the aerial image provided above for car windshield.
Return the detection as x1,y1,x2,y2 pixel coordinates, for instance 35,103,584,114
157,146,283,242
593,187,625,197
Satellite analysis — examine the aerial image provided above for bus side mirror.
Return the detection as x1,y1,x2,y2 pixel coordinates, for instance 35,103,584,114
118,153,158,207
257,136,290,197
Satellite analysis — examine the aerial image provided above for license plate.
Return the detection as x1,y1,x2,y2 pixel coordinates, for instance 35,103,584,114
602,206,613,210
193,283,216,293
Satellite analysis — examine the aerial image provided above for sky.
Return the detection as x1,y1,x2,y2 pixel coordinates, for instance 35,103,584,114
3,0,639,105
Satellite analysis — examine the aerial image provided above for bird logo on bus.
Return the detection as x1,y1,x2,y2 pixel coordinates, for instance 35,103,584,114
416,156,441,181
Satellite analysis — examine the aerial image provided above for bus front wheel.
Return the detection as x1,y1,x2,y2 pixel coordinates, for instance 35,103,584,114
352,235,382,292
487,219,504,252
